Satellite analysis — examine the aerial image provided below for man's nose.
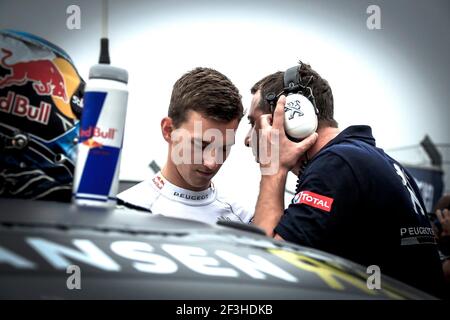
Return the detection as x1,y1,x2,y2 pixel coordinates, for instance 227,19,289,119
202,150,221,171
203,157,220,171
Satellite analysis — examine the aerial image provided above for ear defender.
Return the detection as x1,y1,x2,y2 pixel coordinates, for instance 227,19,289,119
266,64,319,141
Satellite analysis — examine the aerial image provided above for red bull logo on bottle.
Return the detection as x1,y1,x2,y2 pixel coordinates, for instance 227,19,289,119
80,126,117,150
80,126,117,140
82,138,104,149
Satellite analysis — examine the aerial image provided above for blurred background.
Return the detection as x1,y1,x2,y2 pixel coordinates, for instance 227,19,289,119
1,0,449,212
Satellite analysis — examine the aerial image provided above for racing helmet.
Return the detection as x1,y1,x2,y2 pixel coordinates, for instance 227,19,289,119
0,29,85,202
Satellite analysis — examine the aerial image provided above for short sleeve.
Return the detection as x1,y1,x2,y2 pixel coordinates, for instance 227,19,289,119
275,151,360,249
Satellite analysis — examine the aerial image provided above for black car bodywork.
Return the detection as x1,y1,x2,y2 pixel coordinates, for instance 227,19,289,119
0,198,435,299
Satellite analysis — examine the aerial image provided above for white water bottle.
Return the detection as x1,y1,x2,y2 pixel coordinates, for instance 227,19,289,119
72,38,129,207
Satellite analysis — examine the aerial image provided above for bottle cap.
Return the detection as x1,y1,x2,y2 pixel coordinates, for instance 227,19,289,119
89,64,128,84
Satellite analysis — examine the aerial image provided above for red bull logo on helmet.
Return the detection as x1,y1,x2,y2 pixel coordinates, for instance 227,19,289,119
0,48,68,103
0,90,51,125
0,31,86,142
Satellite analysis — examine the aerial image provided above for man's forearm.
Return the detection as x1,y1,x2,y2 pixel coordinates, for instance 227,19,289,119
253,169,288,237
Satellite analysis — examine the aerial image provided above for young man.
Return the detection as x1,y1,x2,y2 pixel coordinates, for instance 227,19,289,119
246,62,444,297
118,67,252,224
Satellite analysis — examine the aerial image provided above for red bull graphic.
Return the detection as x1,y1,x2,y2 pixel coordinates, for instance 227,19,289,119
0,90,51,125
0,48,68,103
0,34,84,141
82,138,104,149
80,126,117,149
152,176,165,189
80,126,117,140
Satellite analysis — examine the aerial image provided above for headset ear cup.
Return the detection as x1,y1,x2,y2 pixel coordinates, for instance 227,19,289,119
265,92,277,114
283,93,318,140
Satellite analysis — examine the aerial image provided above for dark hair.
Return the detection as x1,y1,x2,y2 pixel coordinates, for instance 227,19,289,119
168,67,243,127
250,71,283,95
251,61,338,128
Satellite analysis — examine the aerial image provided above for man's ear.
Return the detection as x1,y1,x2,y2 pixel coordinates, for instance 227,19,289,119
161,117,174,143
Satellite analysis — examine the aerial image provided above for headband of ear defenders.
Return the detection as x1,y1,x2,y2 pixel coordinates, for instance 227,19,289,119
265,64,318,115
284,65,302,91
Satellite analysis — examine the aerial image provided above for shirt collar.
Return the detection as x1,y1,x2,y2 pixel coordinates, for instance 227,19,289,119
150,171,217,206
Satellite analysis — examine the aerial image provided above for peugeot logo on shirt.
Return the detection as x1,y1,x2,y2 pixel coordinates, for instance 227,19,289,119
173,192,209,201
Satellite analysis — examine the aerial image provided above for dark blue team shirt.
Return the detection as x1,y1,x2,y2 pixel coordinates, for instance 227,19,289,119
275,125,444,297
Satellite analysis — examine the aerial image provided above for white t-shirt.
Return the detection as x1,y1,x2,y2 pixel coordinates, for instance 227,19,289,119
117,172,253,225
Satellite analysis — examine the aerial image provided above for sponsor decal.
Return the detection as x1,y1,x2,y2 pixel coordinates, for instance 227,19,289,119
293,191,334,212
0,236,411,298
399,226,436,246
0,48,68,102
80,127,117,149
80,126,116,140
152,176,165,190
284,98,304,120
0,46,83,138
82,138,103,149
0,90,51,125
173,191,209,201
269,249,403,299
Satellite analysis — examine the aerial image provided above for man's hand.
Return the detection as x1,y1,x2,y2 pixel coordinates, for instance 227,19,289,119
254,95,318,175
252,95,318,237
437,208,450,237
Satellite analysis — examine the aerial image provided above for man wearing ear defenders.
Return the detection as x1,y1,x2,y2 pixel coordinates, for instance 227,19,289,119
118,67,252,225
246,62,444,297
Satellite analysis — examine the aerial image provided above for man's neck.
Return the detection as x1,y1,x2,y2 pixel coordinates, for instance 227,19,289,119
161,162,187,190
307,126,340,159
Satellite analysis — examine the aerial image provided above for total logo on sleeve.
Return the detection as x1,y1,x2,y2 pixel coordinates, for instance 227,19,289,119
293,191,334,212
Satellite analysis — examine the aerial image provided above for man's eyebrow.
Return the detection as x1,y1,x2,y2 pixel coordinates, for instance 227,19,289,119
192,137,210,143
192,137,217,145
192,137,234,147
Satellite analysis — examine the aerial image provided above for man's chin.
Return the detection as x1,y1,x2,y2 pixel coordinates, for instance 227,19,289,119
188,176,212,190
